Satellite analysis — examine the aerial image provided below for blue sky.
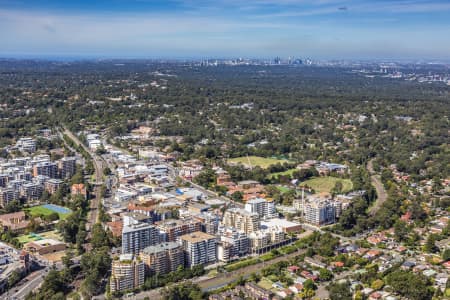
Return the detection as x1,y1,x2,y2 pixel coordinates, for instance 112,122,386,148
1,0,450,59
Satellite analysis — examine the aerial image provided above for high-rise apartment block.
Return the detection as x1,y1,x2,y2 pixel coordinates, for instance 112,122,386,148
244,198,277,220
33,162,58,179
222,208,260,234
157,218,202,242
304,200,336,226
110,254,145,293
122,223,159,255
0,188,19,207
58,156,77,179
179,231,217,268
140,242,184,275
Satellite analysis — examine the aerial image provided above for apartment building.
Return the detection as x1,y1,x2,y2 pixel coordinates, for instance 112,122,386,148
140,242,184,275
44,179,64,194
33,162,58,179
0,174,9,188
14,171,32,182
20,182,43,201
180,231,217,267
122,223,159,255
0,188,19,207
244,197,277,220
157,218,202,242
248,231,270,251
16,138,36,153
195,212,220,235
222,208,260,234
110,254,145,293
58,156,77,179
304,200,336,226
218,226,250,261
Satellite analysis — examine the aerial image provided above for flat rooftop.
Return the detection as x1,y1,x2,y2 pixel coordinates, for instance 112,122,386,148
261,218,301,229
141,242,181,255
180,231,215,243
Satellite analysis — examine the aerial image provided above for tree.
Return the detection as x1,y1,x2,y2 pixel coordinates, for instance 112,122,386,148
424,234,438,253
386,270,432,300
442,249,450,261
103,167,111,176
299,288,315,299
394,220,409,242
231,191,244,202
62,250,74,269
319,268,333,281
161,282,204,300
303,279,317,291
43,212,60,222
5,200,21,213
328,281,352,300
332,181,343,195
90,223,110,249
371,279,384,290
193,168,217,189
354,290,364,300
8,270,21,288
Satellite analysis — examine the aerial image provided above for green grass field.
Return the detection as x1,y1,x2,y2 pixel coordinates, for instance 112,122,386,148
268,168,297,179
258,278,274,290
300,176,353,193
26,205,71,220
228,156,290,169
276,186,293,193
17,230,63,244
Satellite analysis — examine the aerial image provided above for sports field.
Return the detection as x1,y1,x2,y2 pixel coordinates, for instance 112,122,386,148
26,204,72,219
17,230,63,244
300,177,353,193
228,156,291,169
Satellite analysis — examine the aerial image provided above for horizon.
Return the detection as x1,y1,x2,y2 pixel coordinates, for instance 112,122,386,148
1,0,450,60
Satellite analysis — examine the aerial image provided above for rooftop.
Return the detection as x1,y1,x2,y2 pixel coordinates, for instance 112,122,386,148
122,222,155,233
180,231,216,243
141,242,181,254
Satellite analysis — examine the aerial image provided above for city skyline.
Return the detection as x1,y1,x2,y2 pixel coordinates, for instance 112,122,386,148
0,0,450,59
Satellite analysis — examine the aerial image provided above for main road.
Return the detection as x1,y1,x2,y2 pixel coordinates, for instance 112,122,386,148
62,128,105,231
5,268,49,300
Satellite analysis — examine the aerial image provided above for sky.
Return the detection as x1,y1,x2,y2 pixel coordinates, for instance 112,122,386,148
0,0,450,60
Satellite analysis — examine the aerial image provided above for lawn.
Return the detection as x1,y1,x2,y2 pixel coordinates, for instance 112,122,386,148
228,156,291,169
26,204,72,220
258,278,274,290
300,176,353,193
268,168,297,179
276,186,293,193
17,230,63,244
